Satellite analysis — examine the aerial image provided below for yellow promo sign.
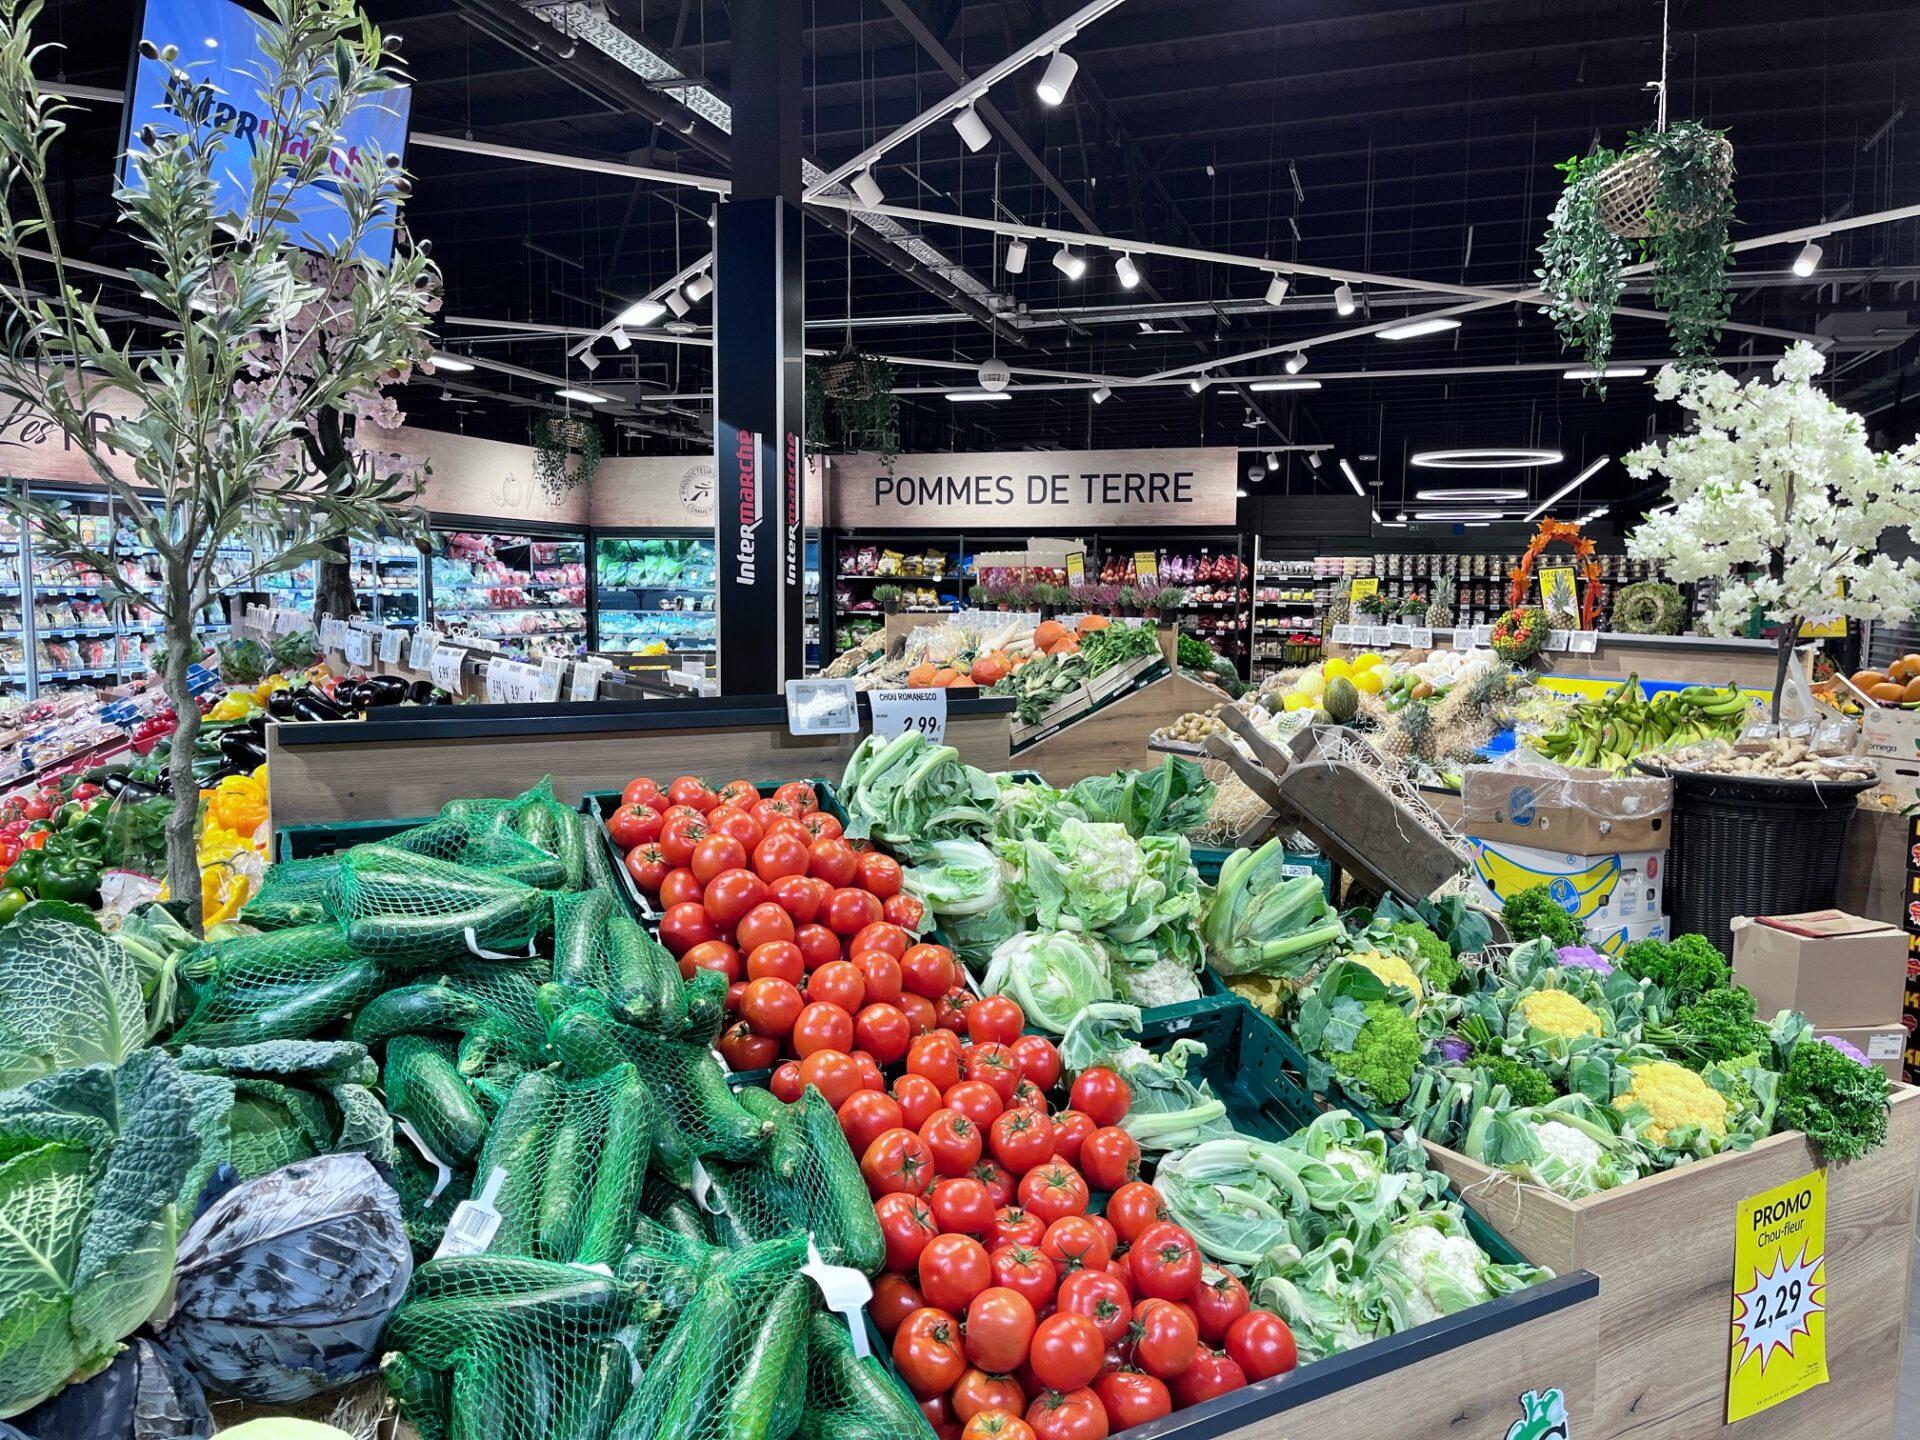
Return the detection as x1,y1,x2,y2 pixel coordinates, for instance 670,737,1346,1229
1065,551,1085,586
1134,551,1159,585
1726,1169,1828,1423
1538,567,1578,617
1348,577,1379,604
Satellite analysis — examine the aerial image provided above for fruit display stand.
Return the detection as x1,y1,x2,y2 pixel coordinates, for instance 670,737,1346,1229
1325,627,1787,690
1421,1087,1920,1440
1010,662,1232,784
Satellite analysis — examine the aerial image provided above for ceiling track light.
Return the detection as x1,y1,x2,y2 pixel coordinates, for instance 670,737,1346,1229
1188,375,1210,393
608,328,631,352
1036,49,1078,106
1283,351,1309,374
952,104,992,152
579,352,600,373
1377,316,1462,341
1523,456,1610,522
1090,384,1111,404
1052,247,1087,280
1265,451,1280,470
1004,239,1029,274
663,290,691,318
1307,452,1323,470
1263,274,1289,307
1338,459,1366,497
1792,241,1824,277
686,274,713,303
850,170,884,208
1114,253,1141,289
1333,282,1356,317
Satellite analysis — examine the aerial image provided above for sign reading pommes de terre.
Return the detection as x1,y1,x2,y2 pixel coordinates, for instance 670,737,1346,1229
827,448,1237,529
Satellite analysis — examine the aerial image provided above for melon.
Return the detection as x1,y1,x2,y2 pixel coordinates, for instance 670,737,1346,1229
1323,675,1360,723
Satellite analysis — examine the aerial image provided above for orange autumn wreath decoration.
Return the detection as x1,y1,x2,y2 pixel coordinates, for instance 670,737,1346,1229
1508,519,1603,629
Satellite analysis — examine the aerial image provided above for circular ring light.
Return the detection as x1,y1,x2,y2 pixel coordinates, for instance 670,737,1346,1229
1410,448,1563,469
1412,487,1528,501
1411,509,1507,521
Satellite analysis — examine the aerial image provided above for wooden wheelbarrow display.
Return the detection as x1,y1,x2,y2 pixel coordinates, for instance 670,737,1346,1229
1206,707,1467,905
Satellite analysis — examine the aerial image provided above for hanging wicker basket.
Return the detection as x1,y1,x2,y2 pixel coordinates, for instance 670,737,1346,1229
820,356,884,399
1592,134,1734,240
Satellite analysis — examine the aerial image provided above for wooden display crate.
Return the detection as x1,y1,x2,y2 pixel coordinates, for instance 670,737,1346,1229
1422,1086,1920,1440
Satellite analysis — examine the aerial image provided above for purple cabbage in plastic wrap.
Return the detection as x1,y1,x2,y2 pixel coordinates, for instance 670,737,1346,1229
1817,1034,1871,1066
1556,945,1614,975
1435,1035,1472,1065
159,1153,412,1403
0,1338,212,1440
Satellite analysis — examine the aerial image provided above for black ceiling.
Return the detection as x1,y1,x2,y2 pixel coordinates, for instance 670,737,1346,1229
27,0,1920,520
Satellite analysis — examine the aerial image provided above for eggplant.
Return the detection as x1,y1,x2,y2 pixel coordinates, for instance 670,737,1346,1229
407,679,439,705
112,778,162,803
101,771,131,797
266,688,298,719
332,681,367,712
359,675,409,707
290,693,346,723
218,730,269,768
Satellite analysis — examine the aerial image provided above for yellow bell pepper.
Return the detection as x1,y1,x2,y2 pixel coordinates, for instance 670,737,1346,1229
204,771,269,839
206,693,258,723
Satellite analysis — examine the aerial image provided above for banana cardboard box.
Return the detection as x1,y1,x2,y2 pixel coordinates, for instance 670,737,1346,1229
1461,760,1671,853
1465,837,1665,929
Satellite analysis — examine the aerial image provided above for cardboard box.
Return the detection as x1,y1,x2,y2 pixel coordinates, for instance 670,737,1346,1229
1460,763,1671,853
1730,910,1911,1029
1811,1023,1907,1082
1463,837,1664,929
1588,912,1669,958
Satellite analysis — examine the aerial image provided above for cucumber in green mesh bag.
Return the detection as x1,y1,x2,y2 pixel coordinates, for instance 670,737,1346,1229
330,844,554,967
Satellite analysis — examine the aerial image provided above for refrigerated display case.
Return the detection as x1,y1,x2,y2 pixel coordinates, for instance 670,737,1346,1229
350,535,423,628
428,526,587,658
593,533,715,655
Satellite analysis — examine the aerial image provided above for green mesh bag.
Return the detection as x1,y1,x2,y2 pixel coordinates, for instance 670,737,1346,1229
551,892,685,1030
384,816,570,890
328,844,555,969
390,1143,474,1258
798,1311,937,1440
441,777,588,890
240,854,341,929
171,925,386,1046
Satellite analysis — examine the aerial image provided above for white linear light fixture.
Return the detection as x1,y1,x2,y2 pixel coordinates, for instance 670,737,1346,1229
1339,459,1366,497
1053,247,1088,279
614,298,667,328
555,387,612,404
1004,239,1029,273
1283,351,1309,374
426,354,474,372
1036,50,1079,106
1411,448,1563,469
1792,241,1824,277
1563,365,1647,380
1412,486,1526,501
1414,509,1508,521
1377,316,1461,340
1523,456,1610,521
1580,507,1611,524
850,170,884,208
1091,385,1112,403
952,104,993,151
1249,379,1321,391
1264,275,1289,307
1333,282,1356,316
947,390,1011,402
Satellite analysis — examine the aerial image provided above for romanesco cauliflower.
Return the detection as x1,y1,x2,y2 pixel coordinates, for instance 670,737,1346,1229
1519,988,1603,1039
1334,1000,1421,1107
1613,1059,1727,1145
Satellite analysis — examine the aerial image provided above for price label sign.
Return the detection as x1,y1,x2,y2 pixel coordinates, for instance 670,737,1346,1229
380,628,405,664
1133,551,1159,586
1453,628,1475,651
868,687,948,742
1065,551,1086,587
1570,631,1600,654
569,660,611,702
1388,624,1413,645
1348,577,1379,605
486,659,542,704
429,645,465,693
1331,624,1355,644
1726,1170,1828,1423
1544,629,1573,653
409,628,441,671
342,628,374,668
1369,626,1393,647
1472,625,1495,647
785,678,859,735
1409,627,1434,648
538,655,568,702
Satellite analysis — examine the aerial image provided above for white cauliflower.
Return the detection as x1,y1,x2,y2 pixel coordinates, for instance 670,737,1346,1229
1385,1223,1491,1326
1325,1145,1381,1182
1112,955,1202,1009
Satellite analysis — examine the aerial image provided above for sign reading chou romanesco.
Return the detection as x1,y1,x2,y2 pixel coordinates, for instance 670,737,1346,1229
1727,1169,1828,1423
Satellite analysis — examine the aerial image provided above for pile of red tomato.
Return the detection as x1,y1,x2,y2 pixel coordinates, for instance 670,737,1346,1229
815,1013,1297,1440
608,774,958,1071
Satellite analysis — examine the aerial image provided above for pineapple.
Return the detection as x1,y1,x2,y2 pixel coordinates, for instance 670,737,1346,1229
1325,591,1351,640
1424,577,1455,629
1380,700,1437,764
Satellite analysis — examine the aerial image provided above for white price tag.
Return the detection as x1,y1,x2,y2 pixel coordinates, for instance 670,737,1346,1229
274,609,301,635
1570,630,1600,654
1409,627,1434,648
486,659,543,705
1545,629,1573,653
785,678,859,736
538,655,568,702
569,660,611,702
1452,628,1475,651
342,628,373,668
434,1166,506,1259
1370,626,1394,647
380,628,405,664
320,617,344,649
1472,625,1495,646
869,687,947,742
1331,624,1354,644
409,628,441,671
429,645,465,693
1388,624,1413,645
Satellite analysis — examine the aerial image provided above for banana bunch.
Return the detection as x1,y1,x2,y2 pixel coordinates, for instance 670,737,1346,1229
1527,674,1752,771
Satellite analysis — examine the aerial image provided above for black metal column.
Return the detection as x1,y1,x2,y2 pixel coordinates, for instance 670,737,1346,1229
714,0,806,692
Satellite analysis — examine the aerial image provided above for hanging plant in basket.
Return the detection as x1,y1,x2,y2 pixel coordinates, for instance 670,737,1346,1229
805,351,900,464
1539,121,1735,386
533,414,602,501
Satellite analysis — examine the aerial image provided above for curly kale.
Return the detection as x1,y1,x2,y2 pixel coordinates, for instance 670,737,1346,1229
1333,999,1422,1108
1500,885,1586,948
1469,1052,1559,1109
1778,1035,1892,1162
1672,986,1771,1069
1619,933,1729,1009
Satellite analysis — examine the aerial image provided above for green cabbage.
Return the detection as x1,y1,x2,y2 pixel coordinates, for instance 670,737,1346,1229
982,931,1112,1033
998,820,1207,973
1063,757,1216,839
0,914,152,1091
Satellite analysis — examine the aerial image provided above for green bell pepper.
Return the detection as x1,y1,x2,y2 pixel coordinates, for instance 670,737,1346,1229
8,850,47,889
0,888,30,924
36,854,100,905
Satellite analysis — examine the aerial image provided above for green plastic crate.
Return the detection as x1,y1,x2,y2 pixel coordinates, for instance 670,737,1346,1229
273,815,432,863
1191,842,1331,890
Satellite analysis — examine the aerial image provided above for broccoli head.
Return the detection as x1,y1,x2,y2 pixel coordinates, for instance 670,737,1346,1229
1500,885,1586,948
1468,1052,1559,1109
1673,985,1771,1069
1619,932,1729,1008
1333,999,1422,1109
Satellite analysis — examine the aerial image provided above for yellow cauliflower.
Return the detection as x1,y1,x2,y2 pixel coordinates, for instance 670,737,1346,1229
1352,950,1424,1005
1613,1060,1727,1145
1518,988,1604,1039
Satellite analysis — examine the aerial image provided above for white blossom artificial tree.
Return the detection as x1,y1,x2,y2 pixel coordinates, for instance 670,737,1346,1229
0,0,439,924
1626,342,1920,721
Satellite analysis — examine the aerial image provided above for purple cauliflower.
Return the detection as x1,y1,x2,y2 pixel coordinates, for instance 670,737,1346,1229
1435,1035,1472,1065
1816,1034,1870,1066
1556,945,1614,975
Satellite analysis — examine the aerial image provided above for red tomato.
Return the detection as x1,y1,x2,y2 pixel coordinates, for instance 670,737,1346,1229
693,836,751,888
857,851,905,897
892,1073,944,1131
809,837,860,887
808,960,868,1012
1224,1311,1296,1381
1027,1313,1106,1393
1128,1224,1201,1302
900,992,939,1035
1094,1371,1169,1430
987,1206,1048,1252
800,810,844,842
885,892,926,930
854,950,905,1005
658,802,703,827
1078,1129,1141,1193
739,977,802,1036
894,1308,967,1399
920,1108,984,1178
965,1044,1022,1103
918,1234,992,1313
726,979,749,1012
667,775,719,813
852,921,910,960
920,1393,954,1440
1009,1035,1062,1090
967,995,1026,1046
901,942,958,999
963,1412,1035,1440
659,866,705,909
852,1051,887,1093
1018,1163,1091,1225
1105,1183,1169,1245
936,987,974,1034
702,867,767,926
1050,1111,1095,1167
907,1034,965,1092
752,831,811,884
753,798,797,831
1169,1348,1246,1407
709,808,764,853
799,1049,865,1109
607,802,663,851
839,1089,904,1156
973,1159,1016,1209
863,1127,936,1197
658,813,709,868
717,1021,778,1071
795,923,842,970
620,777,661,808
964,1286,1038,1373
1191,1269,1250,1345
990,1242,1058,1309
1068,1070,1130,1129
929,1175,996,1236
624,843,670,894
1131,1298,1198,1379
1057,1270,1132,1344
793,1002,855,1058
1024,1389,1107,1440
872,1272,925,1337
659,902,719,957
875,1190,939,1272
770,1060,803,1103
953,1370,1026,1426
735,902,797,954
766,873,823,925
855,1003,912,1065
1042,1216,1113,1277
746,940,804,984
944,1079,1005,1130
716,779,758,808
990,1108,1057,1174
825,887,884,936
774,780,819,813
1007,1079,1050,1117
